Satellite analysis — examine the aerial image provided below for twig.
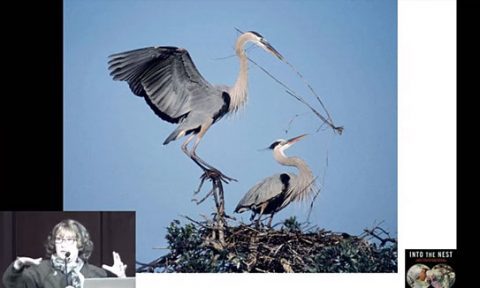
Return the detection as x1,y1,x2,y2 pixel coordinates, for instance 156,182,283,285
247,54,343,135
281,56,334,124
305,177,320,223
362,226,397,247
181,215,210,229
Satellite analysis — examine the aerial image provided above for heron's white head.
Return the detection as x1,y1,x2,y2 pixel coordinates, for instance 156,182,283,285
268,134,307,155
237,31,283,60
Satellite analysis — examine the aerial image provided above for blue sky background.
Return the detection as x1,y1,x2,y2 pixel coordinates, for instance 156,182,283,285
64,0,397,265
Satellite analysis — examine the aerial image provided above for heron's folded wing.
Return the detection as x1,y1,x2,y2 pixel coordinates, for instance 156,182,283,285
236,174,292,211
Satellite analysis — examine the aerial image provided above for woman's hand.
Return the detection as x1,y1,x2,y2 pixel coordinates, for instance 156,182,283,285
13,257,42,270
102,251,127,278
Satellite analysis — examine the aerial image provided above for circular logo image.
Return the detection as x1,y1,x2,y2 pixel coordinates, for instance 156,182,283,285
429,264,455,288
406,263,455,288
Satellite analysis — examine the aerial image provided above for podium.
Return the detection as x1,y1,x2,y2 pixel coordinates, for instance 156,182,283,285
83,277,135,288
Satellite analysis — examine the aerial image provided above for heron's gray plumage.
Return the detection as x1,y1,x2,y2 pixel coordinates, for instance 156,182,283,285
235,173,297,214
234,135,315,224
108,47,227,127
107,32,283,179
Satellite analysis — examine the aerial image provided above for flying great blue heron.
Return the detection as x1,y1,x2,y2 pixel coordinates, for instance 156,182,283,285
234,134,316,226
107,31,283,181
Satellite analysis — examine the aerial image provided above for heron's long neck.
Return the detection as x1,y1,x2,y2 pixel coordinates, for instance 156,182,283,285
274,150,315,202
228,35,251,113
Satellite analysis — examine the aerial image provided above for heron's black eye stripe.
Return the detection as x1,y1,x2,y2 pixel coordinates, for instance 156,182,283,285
269,141,281,150
248,31,263,38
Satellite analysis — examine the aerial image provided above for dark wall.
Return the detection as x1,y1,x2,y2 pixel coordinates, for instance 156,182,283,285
0,211,135,280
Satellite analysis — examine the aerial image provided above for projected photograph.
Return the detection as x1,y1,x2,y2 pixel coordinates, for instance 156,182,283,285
64,0,397,273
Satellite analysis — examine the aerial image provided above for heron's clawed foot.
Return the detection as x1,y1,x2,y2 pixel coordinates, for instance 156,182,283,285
194,168,233,194
191,170,223,205
201,168,237,184
194,169,237,196
192,167,236,206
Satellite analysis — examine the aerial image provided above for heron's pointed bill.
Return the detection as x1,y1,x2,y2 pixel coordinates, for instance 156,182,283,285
286,134,308,145
261,39,283,60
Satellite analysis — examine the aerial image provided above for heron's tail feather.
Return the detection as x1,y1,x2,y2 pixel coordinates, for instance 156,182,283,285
234,205,247,214
163,129,183,145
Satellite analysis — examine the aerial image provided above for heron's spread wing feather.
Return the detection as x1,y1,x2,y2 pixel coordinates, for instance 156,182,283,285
108,47,221,123
235,173,297,212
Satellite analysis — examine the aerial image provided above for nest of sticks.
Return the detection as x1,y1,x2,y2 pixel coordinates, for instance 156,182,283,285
137,218,397,273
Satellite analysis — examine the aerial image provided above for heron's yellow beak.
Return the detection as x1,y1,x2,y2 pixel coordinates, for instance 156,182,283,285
286,134,308,145
261,39,283,60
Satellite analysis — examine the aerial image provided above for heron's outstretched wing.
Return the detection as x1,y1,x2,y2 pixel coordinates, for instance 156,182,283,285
235,173,296,213
108,47,218,123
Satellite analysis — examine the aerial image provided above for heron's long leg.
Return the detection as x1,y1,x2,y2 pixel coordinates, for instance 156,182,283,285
181,132,223,176
190,122,237,182
267,213,275,227
181,133,222,194
256,204,267,227
250,212,257,222
181,134,210,172
181,134,195,156
192,152,237,183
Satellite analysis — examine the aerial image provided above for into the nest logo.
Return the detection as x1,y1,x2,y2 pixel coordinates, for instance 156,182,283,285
405,249,456,288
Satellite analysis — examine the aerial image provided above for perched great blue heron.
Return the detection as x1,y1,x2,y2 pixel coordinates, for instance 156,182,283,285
107,31,283,181
235,134,316,226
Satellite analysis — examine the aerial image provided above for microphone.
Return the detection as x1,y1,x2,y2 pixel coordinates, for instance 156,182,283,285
64,252,71,286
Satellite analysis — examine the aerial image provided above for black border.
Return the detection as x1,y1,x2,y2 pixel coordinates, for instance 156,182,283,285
456,2,465,287
0,1,63,210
